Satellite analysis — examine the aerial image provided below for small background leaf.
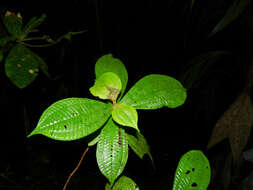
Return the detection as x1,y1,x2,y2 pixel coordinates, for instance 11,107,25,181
126,132,152,161
96,119,128,185
95,54,128,99
121,74,187,109
207,92,253,162
5,44,40,88
112,104,138,130
3,11,23,39
22,14,46,35
28,98,112,141
112,176,140,190
173,150,211,190
180,51,230,90
209,0,251,37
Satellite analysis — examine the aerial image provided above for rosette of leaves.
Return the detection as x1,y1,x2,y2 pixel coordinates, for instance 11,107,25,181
28,54,187,186
1,11,49,88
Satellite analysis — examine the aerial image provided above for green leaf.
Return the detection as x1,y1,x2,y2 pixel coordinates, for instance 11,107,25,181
22,14,46,35
5,44,41,89
28,98,112,141
112,176,139,190
126,132,152,162
112,104,138,131
90,72,122,102
173,150,211,190
121,74,187,109
209,0,251,37
88,134,100,147
105,183,112,190
96,119,128,185
95,54,128,100
3,11,23,39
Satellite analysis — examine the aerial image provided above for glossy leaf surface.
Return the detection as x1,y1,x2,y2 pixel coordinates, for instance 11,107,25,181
96,119,128,185
121,74,186,109
90,72,122,101
112,176,139,190
28,98,112,141
95,54,128,99
127,132,152,161
5,44,40,88
173,150,211,190
112,104,138,131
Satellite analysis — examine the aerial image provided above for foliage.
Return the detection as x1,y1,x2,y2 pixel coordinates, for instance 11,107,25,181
173,150,211,190
0,11,85,89
28,54,187,187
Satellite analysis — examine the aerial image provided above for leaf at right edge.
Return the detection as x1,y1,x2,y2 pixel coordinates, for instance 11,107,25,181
126,132,153,163
112,176,140,190
28,98,112,141
209,0,251,37
95,54,128,100
96,119,128,185
120,74,187,110
173,150,211,190
207,92,253,162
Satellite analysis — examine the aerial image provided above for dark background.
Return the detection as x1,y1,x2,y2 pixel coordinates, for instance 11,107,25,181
1,0,253,189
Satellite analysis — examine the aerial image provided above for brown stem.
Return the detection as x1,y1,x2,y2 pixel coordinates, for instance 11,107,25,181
63,147,89,190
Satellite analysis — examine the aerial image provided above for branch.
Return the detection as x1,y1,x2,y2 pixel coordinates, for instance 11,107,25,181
63,146,89,190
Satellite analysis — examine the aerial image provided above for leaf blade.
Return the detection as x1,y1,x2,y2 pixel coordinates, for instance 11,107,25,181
28,98,112,141
173,150,211,190
90,72,122,102
126,132,153,162
22,14,46,35
112,176,140,190
3,11,23,39
112,104,138,131
95,54,128,100
5,44,40,88
96,119,128,185
209,0,251,37
121,74,187,109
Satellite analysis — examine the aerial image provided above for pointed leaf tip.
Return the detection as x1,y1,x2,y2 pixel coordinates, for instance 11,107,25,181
27,98,112,141
112,104,138,131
